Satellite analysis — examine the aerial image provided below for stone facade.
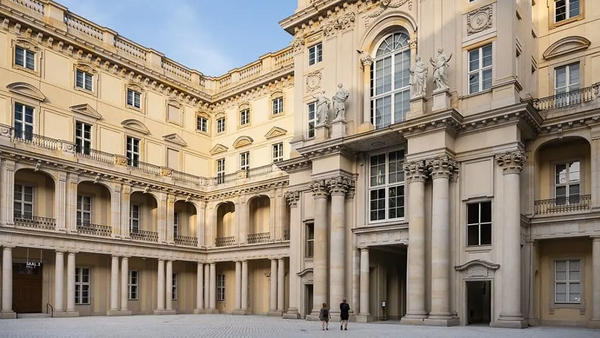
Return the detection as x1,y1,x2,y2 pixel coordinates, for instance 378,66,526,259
0,0,599,329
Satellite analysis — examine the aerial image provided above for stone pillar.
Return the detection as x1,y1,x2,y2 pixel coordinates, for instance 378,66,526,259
66,174,78,233
277,258,285,313
277,189,287,240
165,260,174,312
233,261,242,313
328,176,350,317
166,195,175,244
120,256,131,314
209,263,217,311
158,193,168,243
310,179,329,318
495,150,527,328
108,255,120,314
155,259,165,313
268,259,277,315
196,201,206,248
591,237,600,325
425,156,458,326
66,252,77,314
204,263,210,311
1,160,16,226
402,160,428,323
54,251,65,312
0,246,15,318
205,203,216,248
120,185,131,239
283,191,301,319
269,193,277,240
359,248,370,318
56,172,67,232
111,184,122,237
238,196,249,245
241,260,248,313
524,240,538,325
193,262,205,314
360,55,374,128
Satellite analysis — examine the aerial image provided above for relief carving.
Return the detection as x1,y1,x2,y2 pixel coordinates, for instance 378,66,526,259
306,70,322,92
495,150,527,175
365,0,413,28
467,4,493,36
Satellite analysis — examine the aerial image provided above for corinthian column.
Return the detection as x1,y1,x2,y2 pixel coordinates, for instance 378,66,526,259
495,150,527,328
310,179,329,318
591,237,600,325
283,191,301,319
328,176,351,318
425,156,458,326
401,160,428,324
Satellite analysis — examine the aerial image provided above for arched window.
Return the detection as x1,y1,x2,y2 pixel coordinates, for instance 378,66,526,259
371,31,411,129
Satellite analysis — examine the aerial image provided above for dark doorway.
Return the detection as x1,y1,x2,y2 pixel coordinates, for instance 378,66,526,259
466,280,491,325
13,262,43,313
305,285,313,318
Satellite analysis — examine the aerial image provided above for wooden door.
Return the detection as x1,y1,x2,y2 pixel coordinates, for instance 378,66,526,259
13,263,43,313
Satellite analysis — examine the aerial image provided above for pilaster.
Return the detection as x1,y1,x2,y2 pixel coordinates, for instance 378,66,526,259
590,237,600,327
241,260,249,314
66,173,78,234
163,260,175,314
283,190,301,319
56,172,67,232
233,261,243,314
0,246,15,318
196,201,206,248
267,258,279,316
277,258,285,313
119,256,132,315
193,262,205,314
1,160,16,226
237,196,249,245
54,250,65,313
158,193,168,244
309,179,329,319
208,262,217,313
359,55,374,131
154,259,166,314
357,247,371,323
107,255,120,315
166,194,175,244
120,185,131,239
65,252,79,316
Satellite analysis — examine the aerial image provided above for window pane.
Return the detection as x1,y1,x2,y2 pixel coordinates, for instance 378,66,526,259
555,282,567,302
467,225,479,246
482,45,493,67
480,202,492,223
388,185,404,219
25,51,35,70
469,73,479,94
482,69,493,90
15,47,24,67
469,50,479,72
569,0,580,17
480,223,491,245
467,204,479,224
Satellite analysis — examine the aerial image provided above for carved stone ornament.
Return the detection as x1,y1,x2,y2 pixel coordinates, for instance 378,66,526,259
285,190,300,207
403,160,428,182
292,38,305,53
310,179,329,198
338,12,356,31
326,176,354,196
467,4,493,36
365,0,413,27
455,259,500,279
360,54,374,68
306,70,322,92
495,150,527,175
427,156,458,179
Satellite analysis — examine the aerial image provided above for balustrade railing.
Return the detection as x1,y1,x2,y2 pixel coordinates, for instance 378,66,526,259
274,47,293,67
77,221,112,237
162,60,192,81
171,169,201,185
239,62,262,80
247,164,278,179
215,236,236,247
75,148,117,164
534,194,591,215
13,132,63,151
131,161,162,175
114,37,147,61
533,84,599,111
283,229,290,241
247,232,270,244
10,0,44,15
215,172,237,185
64,13,103,40
174,235,198,247
130,229,159,242
14,214,56,230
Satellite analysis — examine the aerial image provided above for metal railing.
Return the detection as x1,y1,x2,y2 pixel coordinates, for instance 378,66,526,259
174,235,198,247
534,194,591,215
130,229,159,242
77,221,112,237
13,214,56,230
283,229,290,241
533,84,599,111
215,236,236,247
247,232,270,244
46,303,54,318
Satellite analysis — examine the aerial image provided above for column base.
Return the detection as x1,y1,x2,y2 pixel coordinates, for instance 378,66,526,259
356,314,372,323
205,308,219,314
588,320,600,328
153,309,176,315
232,309,250,315
54,311,80,318
424,316,459,327
267,310,283,317
193,308,206,314
0,311,16,319
401,313,428,325
107,310,132,316
492,314,527,329
283,307,300,319
306,311,321,321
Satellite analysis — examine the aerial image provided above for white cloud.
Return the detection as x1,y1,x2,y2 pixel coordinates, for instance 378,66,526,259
57,0,235,76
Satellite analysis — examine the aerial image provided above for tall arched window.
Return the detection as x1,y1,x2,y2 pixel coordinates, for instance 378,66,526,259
371,31,411,129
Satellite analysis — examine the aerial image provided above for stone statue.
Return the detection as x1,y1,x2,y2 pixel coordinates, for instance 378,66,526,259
430,48,452,91
410,56,428,98
312,91,330,126
332,83,349,122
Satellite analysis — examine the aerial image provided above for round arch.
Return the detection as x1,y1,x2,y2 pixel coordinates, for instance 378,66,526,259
76,179,114,195
360,11,417,57
529,132,590,159
14,165,58,185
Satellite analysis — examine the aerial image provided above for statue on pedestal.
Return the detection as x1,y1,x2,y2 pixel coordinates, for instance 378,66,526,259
410,56,428,98
312,91,330,126
430,48,452,91
332,83,349,122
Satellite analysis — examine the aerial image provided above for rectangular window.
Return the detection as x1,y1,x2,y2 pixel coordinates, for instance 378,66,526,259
555,161,580,205
555,0,580,23
307,102,317,138
127,89,141,109
128,270,139,300
272,143,284,163
15,46,35,70
75,121,92,155
217,117,226,133
554,62,580,106
308,43,323,66
240,109,250,126
172,273,178,301
130,204,140,233
75,267,91,305
305,223,314,258
555,259,581,303
272,97,284,115
468,44,493,94
76,195,92,227
14,102,34,141
240,151,250,171
126,136,140,167
14,184,34,219
217,274,225,301
369,150,405,222
216,158,225,184
196,116,207,133
76,69,93,91
467,201,492,246
173,212,179,238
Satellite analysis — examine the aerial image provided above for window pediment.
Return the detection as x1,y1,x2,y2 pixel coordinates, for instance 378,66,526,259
70,103,102,120
121,119,149,135
163,133,187,147
7,82,46,101
127,82,144,93
15,38,39,51
543,36,591,60
168,99,182,109
270,90,284,99
238,102,250,111
215,112,226,119
265,126,287,140
233,136,254,149
75,62,96,74
210,143,228,155
455,259,500,279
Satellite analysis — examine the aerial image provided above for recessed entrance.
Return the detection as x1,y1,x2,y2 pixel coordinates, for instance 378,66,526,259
304,285,313,318
466,280,491,325
13,262,43,313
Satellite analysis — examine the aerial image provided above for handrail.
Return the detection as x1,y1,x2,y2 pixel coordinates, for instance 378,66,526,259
533,84,599,111
13,303,18,319
46,303,54,318
534,194,591,215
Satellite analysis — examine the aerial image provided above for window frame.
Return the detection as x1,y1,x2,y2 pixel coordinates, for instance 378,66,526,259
554,259,581,304
75,121,92,155
126,88,142,110
130,204,140,233
75,267,91,305
240,151,250,171
126,136,140,168
305,222,314,258
466,201,492,247
554,62,580,97
172,273,178,301
549,256,586,313
173,212,179,238
196,115,208,133
368,149,406,223
76,195,92,227
216,158,226,184
468,44,493,95
239,108,250,127
216,273,225,301
552,0,583,26
13,102,35,141
14,184,34,219
272,96,284,115
14,45,36,71
75,69,94,92
216,116,226,133
308,43,323,66
553,160,582,205
307,102,317,139
272,142,284,163
128,270,139,300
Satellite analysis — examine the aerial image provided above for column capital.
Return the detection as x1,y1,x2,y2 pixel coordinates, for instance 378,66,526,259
591,236,600,242
284,190,300,207
403,160,428,182
309,179,329,198
496,150,527,175
326,176,354,197
3,159,16,171
427,155,458,180
360,54,374,68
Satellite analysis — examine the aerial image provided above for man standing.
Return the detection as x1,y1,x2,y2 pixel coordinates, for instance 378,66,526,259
339,297,350,330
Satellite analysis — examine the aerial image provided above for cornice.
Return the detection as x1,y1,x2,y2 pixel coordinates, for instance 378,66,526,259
279,0,363,35
454,259,500,272
205,178,288,201
276,156,312,174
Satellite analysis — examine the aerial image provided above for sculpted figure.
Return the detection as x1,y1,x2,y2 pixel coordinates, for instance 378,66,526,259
312,91,330,126
410,56,428,97
430,48,453,91
332,83,349,121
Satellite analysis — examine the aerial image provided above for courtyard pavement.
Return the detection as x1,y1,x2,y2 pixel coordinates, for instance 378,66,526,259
0,314,598,338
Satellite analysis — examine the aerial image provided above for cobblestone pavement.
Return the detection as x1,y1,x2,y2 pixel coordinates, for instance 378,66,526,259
0,314,598,338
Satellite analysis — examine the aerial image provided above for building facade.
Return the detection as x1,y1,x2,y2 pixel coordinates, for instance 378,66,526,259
0,0,599,328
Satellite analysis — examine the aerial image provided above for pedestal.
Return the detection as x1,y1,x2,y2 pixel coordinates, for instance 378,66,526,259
330,119,346,139
107,310,132,316
432,89,451,112
315,124,329,141
54,311,80,318
407,96,427,119
283,310,301,319
267,310,283,316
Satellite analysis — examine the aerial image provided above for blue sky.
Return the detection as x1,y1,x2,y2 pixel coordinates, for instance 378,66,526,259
57,0,297,76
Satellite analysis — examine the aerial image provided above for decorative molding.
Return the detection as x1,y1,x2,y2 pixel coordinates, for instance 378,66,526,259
297,268,314,283
162,133,187,147
6,82,46,101
265,126,288,140
209,143,228,155
542,36,591,60
306,69,322,92
467,4,493,36
403,160,428,182
326,176,354,196
365,0,413,28
495,150,526,175
70,103,102,120
292,37,305,53
285,190,300,207
121,119,149,135
233,135,254,149
455,259,500,279
310,179,329,198
427,155,458,180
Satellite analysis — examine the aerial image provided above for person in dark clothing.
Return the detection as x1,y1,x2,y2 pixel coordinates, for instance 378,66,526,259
339,297,350,330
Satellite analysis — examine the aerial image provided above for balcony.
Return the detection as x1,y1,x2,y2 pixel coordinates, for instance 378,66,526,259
77,221,112,237
533,84,599,112
534,194,591,215
174,235,198,247
215,236,236,247
247,232,270,244
130,229,159,242
13,214,56,230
